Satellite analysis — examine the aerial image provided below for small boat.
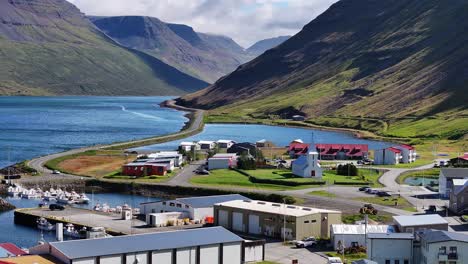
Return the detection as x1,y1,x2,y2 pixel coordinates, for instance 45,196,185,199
37,217,55,231
7,186,22,197
22,189,40,199
75,193,90,204
63,223,85,238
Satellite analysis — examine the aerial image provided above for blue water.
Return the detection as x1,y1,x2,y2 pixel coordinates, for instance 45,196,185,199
404,177,439,186
1,193,159,248
135,123,394,152
0,96,187,168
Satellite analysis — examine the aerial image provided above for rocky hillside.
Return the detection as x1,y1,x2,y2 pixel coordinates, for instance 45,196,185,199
0,0,208,96
179,0,468,139
92,16,254,83
247,36,290,56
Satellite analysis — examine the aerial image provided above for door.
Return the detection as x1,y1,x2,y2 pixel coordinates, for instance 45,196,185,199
232,212,244,232
248,214,261,234
218,210,229,228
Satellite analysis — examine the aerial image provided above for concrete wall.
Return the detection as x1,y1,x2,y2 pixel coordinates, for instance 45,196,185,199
367,238,413,264
176,247,196,264
152,250,173,263
398,223,449,234
208,158,231,170
422,240,468,264
199,245,219,264
244,243,264,262
100,254,122,264
223,242,242,264
331,233,367,250
72,258,95,264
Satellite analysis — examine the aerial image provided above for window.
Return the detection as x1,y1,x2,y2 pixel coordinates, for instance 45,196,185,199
169,202,175,207
311,220,317,223
176,204,182,208
185,205,190,209
385,260,390,264
404,260,409,264
394,260,399,264
162,201,166,205
304,220,309,223
449,247,457,254
439,246,447,254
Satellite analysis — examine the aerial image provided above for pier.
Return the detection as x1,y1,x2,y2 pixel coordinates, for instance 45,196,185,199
14,207,203,236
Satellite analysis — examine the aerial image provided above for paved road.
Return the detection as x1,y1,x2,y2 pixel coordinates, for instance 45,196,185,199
167,160,205,186
265,242,327,264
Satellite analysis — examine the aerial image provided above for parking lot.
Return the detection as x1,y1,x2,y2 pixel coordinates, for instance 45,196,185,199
265,241,327,264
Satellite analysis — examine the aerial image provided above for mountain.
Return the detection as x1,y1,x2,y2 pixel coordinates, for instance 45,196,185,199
0,0,208,96
247,36,291,56
92,16,254,83
179,0,468,139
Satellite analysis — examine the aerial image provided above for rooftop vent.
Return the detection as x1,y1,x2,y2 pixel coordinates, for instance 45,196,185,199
272,204,281,207
257,202,266,205
302,208,312,211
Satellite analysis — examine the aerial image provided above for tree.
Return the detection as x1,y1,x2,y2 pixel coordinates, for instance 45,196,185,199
337,163,358,176
237,153,256,170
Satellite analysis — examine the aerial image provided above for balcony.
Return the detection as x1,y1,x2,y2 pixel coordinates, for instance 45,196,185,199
448,253,458,260
438,253,448,261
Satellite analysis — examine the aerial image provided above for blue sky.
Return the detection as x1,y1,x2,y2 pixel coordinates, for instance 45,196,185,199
67,0,337,47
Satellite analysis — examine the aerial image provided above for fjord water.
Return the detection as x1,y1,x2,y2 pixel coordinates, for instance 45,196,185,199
0,96,187,168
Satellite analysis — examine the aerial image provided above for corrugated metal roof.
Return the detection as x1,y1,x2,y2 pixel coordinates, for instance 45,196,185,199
331,224,394,235
441,168,468,178
420,230,468,243
367,233,414,239
393,214,448,227
176,194,249,208
50,227,242,260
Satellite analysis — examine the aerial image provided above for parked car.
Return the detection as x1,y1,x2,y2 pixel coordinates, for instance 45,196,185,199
49,204,65,211
376,191,391,197
194,169,210,175
295,237,317,248
425,205,437,214
52,170,61,174
366,188,378,194
327,257,343,264
359,186,371,191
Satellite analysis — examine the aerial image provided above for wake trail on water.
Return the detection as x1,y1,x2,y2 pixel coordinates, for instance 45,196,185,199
119,105,165,121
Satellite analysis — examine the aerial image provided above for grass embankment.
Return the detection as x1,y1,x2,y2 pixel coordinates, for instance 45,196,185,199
342,213,393,224
397,168,440,184
325,252,367,262
353,196,417,212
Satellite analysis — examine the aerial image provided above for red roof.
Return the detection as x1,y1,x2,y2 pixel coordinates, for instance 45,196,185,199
288,143,310,152
0,243,27,256
315,144,369,157
387,147,401,153
398,144,415,150
0,261,14,264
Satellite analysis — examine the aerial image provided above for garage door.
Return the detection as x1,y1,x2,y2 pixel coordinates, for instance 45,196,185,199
232,212,244,232
218,210,229,227
248,214,261,234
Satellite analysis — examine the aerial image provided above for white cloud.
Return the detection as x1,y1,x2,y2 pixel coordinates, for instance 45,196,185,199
67,0,337,47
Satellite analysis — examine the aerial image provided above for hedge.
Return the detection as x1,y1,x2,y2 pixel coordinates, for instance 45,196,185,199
233,168,326,186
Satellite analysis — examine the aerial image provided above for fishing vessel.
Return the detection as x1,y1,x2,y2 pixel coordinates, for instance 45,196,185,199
37,217,55,231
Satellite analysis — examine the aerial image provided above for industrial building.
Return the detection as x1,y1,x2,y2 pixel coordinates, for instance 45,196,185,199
366,233,414,264
214,199,341,240
29,227,244,264
330,224,395,250
393,214,448,234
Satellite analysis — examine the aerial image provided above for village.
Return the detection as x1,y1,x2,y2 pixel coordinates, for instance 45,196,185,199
1,135,468,264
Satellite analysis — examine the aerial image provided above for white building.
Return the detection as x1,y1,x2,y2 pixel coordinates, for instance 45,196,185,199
179,141,199,152
367,233,414,264
30,227,244,264
374,147,402,165
439,168,468,198
330,224,394,250
198,140,216,150
216,139,235,149
208,153,238,170
417,230,468,264
291,151,322,178
394,145,417,163
140,194,249,223
147,152,184,167
393,215,449,234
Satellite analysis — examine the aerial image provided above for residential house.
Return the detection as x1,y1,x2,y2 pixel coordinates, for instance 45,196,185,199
198,140,216,150
394,145,417,163
449,179,468,214
330,224,394,250
416,229,468,264
228,142,258,157
315,144,369,160
449,153,468,167
256,139,275,148
208,153,238,170
292,115,305,121
148,152,184,167
366,233,414,264
216,139,236,149
291,151,323,178
214,199,341,240
29,227,244,264
393,215,449,234
122,162,167,177
439,168,468,198
178,141,200,152
374,147,402,165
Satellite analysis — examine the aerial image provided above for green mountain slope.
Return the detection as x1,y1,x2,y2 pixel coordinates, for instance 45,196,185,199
0,0,208,96
179,0,468,139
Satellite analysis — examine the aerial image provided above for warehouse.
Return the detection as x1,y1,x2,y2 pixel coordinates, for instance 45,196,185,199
29,227,243,264
330,224,395,250
214,200,341,240
393,214,449,234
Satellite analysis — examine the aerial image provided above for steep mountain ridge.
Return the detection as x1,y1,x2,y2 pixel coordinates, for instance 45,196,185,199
0,0,208,95
179,0,468,138
247,35,290,56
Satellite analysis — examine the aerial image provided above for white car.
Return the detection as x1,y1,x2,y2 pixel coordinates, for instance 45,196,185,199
327,257,343,264
295,237,317,248
52,170,61,174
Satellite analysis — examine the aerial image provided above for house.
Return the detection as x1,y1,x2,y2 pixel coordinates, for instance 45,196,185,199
439,168,468,198
29,227,244,264
140,194,249,223
288,142,310,158
291,151,323,178
393,215,448,234
214,199,341,240
449,153,468,167
216,139,236,149
256,139,274,148
147,152,184,167
394,145,417,163
315,144,369,160
416,229,468,264
330,224,394,250
198,140,216,150
374,147,402,165
208,153,238,170
228,142,258,157
122,162,167,177
449,178,468,214
292,115,305,121
178,141,199,152
0,243,27,258
145,159,175,171
366,233,414,264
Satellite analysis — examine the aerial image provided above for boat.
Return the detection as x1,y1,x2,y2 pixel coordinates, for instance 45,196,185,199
21,189,40,199
75,193,90,204
56,194,74,204
7,186,22,197
63,224,85,238
37,217,55,231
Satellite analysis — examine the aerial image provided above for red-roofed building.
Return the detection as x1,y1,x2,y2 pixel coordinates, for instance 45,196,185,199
394,144,417,163
0,243,27,257
315,144,369,160
374,147,403,165
288,142,310,158
449,153,468,167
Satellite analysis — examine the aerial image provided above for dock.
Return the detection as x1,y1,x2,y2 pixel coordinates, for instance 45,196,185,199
14,207,203,236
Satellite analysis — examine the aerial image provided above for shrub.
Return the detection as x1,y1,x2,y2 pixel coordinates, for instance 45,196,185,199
337,164,358,176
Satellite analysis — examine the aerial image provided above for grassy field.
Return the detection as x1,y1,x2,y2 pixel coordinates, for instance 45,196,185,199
353,196,417,212
325,252,367,262
397,168,440,184
308,190,337,198
342,213,393,224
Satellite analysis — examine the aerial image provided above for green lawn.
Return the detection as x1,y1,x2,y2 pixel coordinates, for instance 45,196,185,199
308,190,337,198
325,252,367,262
353,196,417,212
397,168,440,184
371,159,433,169
247,169,325,183
103,169,179,183
342,214,393,224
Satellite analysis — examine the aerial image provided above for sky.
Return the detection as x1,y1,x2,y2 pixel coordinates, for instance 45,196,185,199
67,0,338,47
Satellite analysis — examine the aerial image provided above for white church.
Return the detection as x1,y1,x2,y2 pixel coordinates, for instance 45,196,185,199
292,151,323,178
